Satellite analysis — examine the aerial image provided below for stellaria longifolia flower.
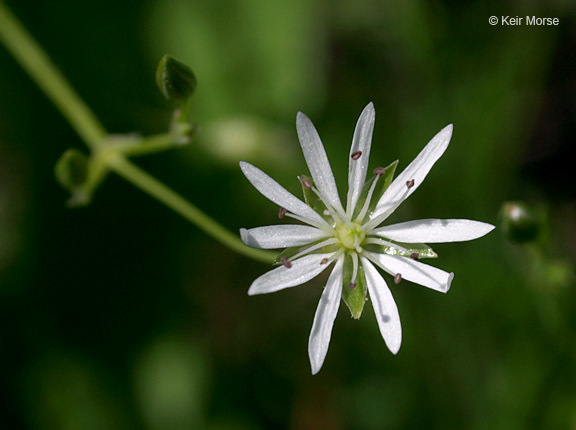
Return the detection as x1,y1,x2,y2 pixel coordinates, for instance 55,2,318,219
239,103,494,374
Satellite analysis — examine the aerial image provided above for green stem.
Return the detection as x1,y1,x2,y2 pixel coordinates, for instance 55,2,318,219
0,1,106,147
0,1,275,264
116,132,183,157
109,156,275,263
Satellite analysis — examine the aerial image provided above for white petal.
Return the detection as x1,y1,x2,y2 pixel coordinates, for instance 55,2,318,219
371,124,453,223
296,112,345,215
361,257,402,354
240,225,329,249
373,219,495,243
308,257,344,375
366,252,453,293
346,102,375,216
248,253,335,296
240,162,328,228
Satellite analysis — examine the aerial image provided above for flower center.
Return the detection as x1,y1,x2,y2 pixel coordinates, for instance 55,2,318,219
336,223,365,250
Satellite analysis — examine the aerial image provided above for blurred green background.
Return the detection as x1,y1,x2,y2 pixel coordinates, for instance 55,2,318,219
1,0,575,428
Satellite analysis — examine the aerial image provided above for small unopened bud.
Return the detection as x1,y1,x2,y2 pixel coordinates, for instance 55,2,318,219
320,258,329,265
500,202,542,244
394,273,402,284
278,207,286,219
373,167,386,176
406,179,415,189
55,149,89,191
349,282,357,290
301,178,312,189
410,253,419,260
156,55,197,101
351,151,362,160
281,257,292,269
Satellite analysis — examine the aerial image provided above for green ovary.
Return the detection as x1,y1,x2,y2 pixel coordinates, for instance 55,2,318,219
336,223,366,250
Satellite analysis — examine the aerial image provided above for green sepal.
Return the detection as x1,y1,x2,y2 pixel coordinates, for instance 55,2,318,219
298,175,332,222
156,55,197,102
55,149,109,207
55,149,89,191
353,160,398,222
55,149,94,207
273,242,339,266
365,241,438,259
341,254,367,319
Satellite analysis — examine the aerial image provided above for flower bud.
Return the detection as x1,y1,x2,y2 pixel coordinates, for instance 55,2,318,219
55,149,89,191
55,149,94,207
500,202,542,244
156,55,197,101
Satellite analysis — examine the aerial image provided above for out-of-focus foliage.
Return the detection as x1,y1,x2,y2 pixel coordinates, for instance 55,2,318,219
1,0,575,428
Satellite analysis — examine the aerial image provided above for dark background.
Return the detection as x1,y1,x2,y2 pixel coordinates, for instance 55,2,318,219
1,0,575,428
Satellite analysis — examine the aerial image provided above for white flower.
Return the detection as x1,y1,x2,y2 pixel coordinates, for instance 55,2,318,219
239,103,494,374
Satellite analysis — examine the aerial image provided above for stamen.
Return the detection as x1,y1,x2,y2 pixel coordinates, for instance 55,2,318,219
284,212,334,234
406,179,415,189
410,252,419,260
373,167,386,176
278,207,286,219
309,185,348,226
351,151,362,160
349,282,357,290
394,273,402,284
353,235,363,253
281,257,292,269
289,238,338,261
320,258,329,265
355,174,381,223
350,252,359,285
362,182,414,231
364,237,411,256
301,178,312,189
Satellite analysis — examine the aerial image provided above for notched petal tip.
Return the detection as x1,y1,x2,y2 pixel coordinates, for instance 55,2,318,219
485,223,496,235
296,111,309,125
440,124,453,140
389,340,401,355
239,228,249,245
461,220,497,241
361,101,375,117
239,160,252,174
445,273,455,293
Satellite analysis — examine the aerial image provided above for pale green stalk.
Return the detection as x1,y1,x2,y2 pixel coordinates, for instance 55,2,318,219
0,1,275,264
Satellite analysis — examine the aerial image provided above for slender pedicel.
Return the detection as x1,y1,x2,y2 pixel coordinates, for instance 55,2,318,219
394,273,402,284
351,151,362,160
